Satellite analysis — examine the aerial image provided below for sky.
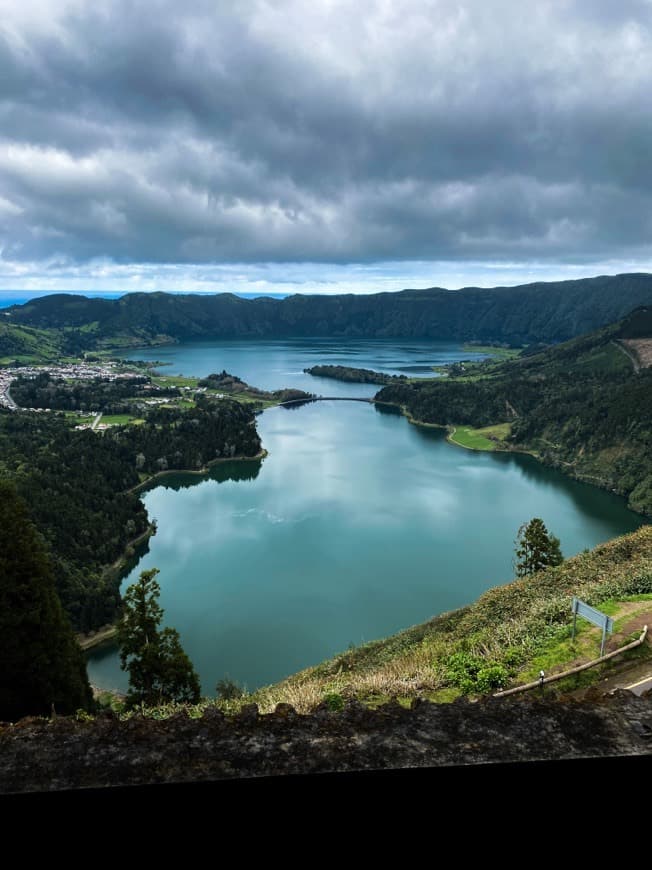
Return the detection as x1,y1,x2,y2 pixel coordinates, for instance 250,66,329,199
1,0,652,296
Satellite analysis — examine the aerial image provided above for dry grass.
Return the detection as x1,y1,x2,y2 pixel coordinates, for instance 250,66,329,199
114,527,652,720
239,526,652,712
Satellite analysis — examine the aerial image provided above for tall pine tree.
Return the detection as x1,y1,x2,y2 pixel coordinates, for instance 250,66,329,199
117,568,201,708
514,517,563,578
0,481,93,721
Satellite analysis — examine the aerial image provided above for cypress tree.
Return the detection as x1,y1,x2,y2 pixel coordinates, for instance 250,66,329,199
514,517,564,578
0,480,93,721
117,568,201,708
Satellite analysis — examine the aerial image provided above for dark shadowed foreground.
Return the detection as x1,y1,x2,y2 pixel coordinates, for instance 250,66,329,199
1,692,650,794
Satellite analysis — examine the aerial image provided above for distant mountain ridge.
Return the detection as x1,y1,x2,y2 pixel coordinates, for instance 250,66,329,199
5,273,652,346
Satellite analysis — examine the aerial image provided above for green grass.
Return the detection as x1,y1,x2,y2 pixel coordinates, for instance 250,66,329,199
152,375,199,388
575,342,632,375
448,423,511,451
63,412,94,426
101,414,145,426
236,394,275,407
520,626,593,681
462,344,522,360
478,423,511,440
597,592,652,611
201,388,275,407
445,371,501,383
78,321,101,334
0,322,65,363
529,636,652,697
515,593,652,683
427,687,463,703
0,355,46,366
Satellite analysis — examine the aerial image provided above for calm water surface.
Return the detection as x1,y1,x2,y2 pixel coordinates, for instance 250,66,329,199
88,341,644,693
117,337,492,397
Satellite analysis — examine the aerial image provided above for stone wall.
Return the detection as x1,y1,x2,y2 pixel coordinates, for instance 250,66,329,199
1,692,650,794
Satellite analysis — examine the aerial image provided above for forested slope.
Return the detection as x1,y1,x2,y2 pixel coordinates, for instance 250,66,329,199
5,273,652,347
376,307,652,514
0,398,262,630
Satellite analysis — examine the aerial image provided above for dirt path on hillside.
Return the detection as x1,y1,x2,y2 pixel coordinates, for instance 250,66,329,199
505,399,519,418
78,624,117,651
613,339,641,373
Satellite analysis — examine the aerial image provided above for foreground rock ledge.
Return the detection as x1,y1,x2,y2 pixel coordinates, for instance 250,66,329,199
1,692,651,794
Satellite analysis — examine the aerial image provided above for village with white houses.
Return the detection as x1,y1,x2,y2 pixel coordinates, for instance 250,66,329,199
0,359,215,430
0,362,149,420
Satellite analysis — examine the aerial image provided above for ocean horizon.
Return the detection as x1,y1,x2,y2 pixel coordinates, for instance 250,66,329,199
0,290,289,309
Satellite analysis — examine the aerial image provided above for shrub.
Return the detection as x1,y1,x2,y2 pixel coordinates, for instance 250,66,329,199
322,691,345,711
215,677,245,701
475,664,508,692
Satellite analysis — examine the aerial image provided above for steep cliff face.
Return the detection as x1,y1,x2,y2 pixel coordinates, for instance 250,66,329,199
1,692,650,794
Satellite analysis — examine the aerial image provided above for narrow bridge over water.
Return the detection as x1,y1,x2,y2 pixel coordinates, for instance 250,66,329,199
277,396,376,407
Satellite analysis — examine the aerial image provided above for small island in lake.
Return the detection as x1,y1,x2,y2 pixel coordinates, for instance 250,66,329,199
304,364,408,385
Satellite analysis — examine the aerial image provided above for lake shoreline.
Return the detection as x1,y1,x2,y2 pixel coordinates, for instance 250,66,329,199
78,625,118,652
86,341,645,695
392,403,649,518
124,449,268,495
76,522,157,652
80,450,268,654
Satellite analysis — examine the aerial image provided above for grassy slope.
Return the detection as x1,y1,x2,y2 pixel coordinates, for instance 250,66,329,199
233,527,652,712
0,322,66,364
461,344,522,359
448,423,511,450
103,526,652,719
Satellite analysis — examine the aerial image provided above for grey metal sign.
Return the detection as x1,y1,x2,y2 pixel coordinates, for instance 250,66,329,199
571,597,614,656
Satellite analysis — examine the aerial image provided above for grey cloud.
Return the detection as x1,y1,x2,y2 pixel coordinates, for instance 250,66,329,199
0,0,652,266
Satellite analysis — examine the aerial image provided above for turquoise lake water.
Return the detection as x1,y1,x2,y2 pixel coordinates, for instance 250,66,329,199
87,340,643,694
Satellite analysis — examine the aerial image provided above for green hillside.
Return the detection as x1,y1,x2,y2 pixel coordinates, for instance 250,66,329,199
0,321,66,364
5,273,652,348
376,307,652,514
0,398,263,631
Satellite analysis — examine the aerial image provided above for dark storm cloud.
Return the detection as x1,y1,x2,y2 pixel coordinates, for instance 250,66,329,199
1,0,652,266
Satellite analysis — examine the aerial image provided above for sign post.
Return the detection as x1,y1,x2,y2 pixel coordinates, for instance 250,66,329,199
571,597,614,657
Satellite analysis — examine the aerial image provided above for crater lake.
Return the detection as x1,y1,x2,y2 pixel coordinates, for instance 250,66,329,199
87,340,644,693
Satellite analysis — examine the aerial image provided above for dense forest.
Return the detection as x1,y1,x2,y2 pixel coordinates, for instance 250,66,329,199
0,409,148,630
304,365,408,385
0,481,93,720
0,397,262,631
11,372,179,412
376,309,652,514
4,273,652,353
118,396,262,471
